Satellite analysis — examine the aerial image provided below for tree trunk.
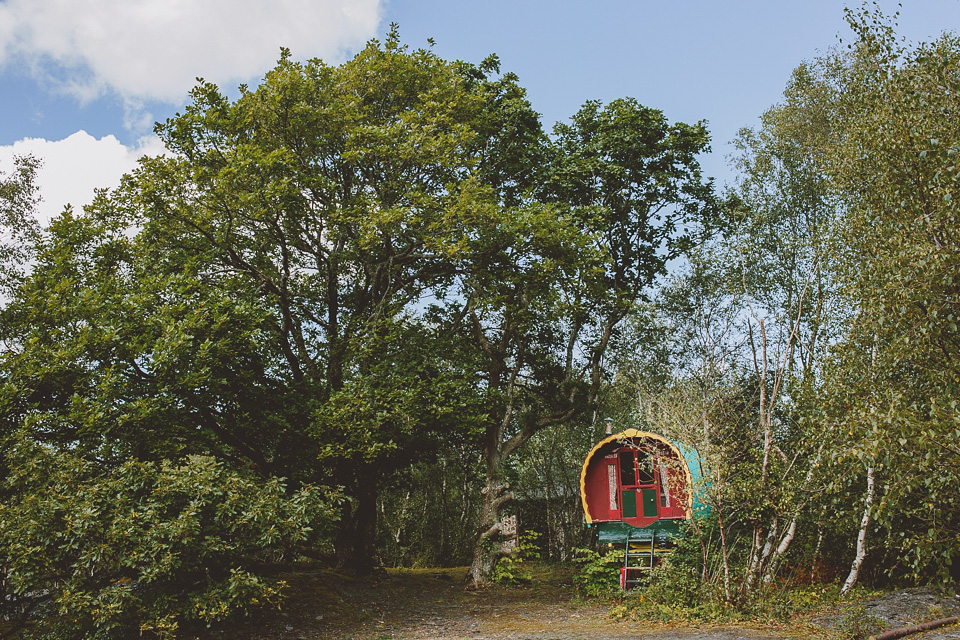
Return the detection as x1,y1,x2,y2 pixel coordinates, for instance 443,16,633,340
467,538,499,589
812,522,824,579
760,447,823,584
466,474,513,587
334,464,379,575
714,466,732,602
841,465,875,595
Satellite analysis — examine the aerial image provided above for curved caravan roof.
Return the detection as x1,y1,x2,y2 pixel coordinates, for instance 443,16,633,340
579,429,693,527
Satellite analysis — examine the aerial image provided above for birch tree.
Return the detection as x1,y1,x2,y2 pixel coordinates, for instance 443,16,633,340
823,7,960,584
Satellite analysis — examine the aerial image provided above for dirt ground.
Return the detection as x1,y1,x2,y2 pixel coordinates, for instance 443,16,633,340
7,567,958,640
194,567,960,640
811,587,960,640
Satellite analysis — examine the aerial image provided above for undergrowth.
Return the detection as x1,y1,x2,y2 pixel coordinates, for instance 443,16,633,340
572,547,623,598
832,603,887,640
492,531,542,586
624,560,858,625
571,538,866,627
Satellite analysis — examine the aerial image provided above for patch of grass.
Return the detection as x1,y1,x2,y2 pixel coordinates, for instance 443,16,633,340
386,566,468,582
833,604,887,640
922,603,945,622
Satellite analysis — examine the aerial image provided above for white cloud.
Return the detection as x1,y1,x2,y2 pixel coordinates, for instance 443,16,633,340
0,131,166,226
0,0,383,104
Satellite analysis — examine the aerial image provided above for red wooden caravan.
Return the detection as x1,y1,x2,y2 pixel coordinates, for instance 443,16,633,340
579,428,695,586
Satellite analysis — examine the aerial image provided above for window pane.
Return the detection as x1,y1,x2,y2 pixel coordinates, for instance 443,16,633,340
619,451,636,486
636,454,654,485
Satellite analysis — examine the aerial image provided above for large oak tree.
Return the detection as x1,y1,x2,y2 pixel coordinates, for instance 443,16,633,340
1,31,714,581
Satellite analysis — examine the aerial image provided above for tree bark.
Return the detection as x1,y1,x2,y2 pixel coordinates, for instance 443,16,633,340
715,466,732,602
466,475,514,587
760,446,823,583
870,617,959,640
841,465,874,595
334,463,379,575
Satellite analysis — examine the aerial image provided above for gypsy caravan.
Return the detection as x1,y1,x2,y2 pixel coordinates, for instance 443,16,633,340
579,427,698,588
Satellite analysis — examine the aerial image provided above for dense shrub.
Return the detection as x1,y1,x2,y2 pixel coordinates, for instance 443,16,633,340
572,547,623,598
628,562,730,623
0,436,339,639
492,531,541,586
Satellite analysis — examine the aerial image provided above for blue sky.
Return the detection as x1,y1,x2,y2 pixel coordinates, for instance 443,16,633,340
1,0,958,224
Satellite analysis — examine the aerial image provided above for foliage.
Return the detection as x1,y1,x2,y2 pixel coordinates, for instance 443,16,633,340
13,11,959,619
614,70,845,593
678,57,844,593
833,604,887,640
459,92,716,586
627,569,730,624
0,206,300,466
492,531,542,586
0,154,41,295
611,7,960,606
819,6,960,585
0,30,510,575
0,28,713,593
615,527,733,622
509,420,598,562
0,435,338,639
628,556,846,625
572,547,623,598
376,451,483,568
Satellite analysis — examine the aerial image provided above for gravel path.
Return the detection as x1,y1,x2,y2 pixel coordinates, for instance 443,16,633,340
200,568,958,640
811,588,960,640
210,567,802,640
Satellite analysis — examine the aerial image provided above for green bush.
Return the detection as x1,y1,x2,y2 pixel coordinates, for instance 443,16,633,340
0,436,339,639
492,531,541,586
628,561,731,623
572,547,623,597
629,558,843,624
616,529,734,623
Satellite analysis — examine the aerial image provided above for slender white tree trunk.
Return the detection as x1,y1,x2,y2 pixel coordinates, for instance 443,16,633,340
761,446,824,583
841,465,875,595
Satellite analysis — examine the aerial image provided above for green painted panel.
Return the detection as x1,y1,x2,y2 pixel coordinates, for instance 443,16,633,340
593,520,684,545
642,489,658,518
622,491,636,518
